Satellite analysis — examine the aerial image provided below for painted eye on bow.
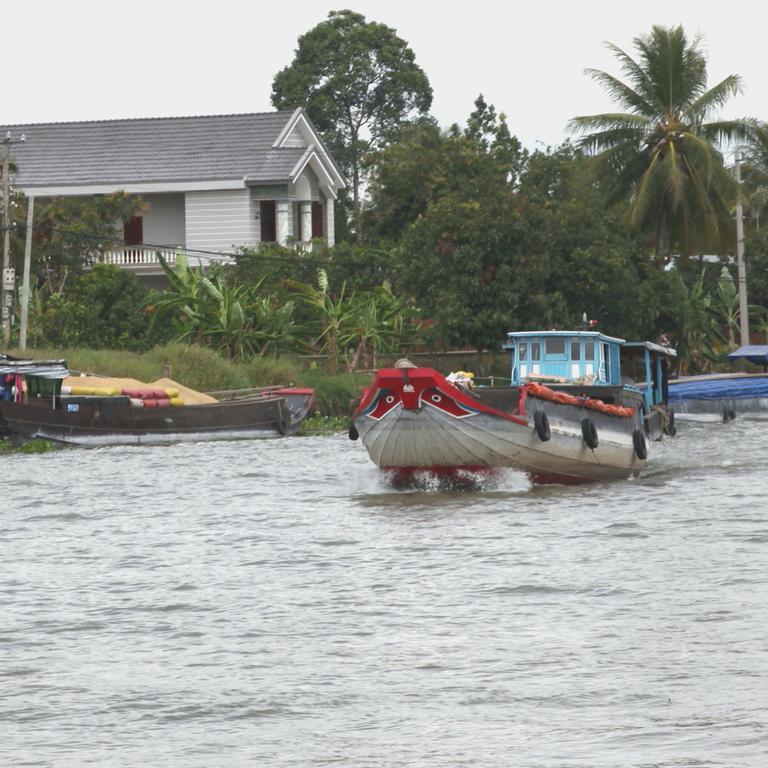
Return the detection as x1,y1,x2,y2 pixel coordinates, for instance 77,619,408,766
422,387,478,418
365,389,402,420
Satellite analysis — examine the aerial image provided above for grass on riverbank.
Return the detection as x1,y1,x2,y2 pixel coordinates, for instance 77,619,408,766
10,344,371,417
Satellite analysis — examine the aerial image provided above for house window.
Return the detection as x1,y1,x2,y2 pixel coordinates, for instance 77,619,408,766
260,201,276,242
123,216,143,245
311,202,324,238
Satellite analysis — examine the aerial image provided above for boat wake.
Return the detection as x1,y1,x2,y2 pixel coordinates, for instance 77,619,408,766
380,466,516,493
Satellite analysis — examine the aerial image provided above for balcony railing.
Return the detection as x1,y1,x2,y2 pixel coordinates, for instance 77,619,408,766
100,246,179,267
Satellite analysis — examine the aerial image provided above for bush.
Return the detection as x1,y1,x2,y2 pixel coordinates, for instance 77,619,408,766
243,356,304,387
40,265,162,351
300,369,371,416
144,344,251,391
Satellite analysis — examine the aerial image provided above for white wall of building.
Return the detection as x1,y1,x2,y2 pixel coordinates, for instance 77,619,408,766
142,193,185,245
184,189,258,254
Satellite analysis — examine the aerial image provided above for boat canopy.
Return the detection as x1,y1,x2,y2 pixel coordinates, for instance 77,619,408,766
726,345,768,366
1,354,68,401
622,341,677,358
503,331,624,386
0,354,69,379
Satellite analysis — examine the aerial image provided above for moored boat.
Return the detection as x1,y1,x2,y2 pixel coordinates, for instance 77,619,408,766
669,345,768,421
350,330,676,485
0,354,315,445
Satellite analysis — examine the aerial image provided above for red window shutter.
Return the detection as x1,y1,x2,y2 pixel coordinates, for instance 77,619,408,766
123,216,143,245
260,201,276,242
311,202,323,239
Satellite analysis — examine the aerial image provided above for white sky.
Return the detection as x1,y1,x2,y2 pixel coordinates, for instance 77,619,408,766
5,0,764,150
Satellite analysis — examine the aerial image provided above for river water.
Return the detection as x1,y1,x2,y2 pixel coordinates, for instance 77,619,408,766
2,419,767,767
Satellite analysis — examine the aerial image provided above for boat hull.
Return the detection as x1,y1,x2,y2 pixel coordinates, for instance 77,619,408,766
0,390,314,446
352,368,648,484
669,374,768,420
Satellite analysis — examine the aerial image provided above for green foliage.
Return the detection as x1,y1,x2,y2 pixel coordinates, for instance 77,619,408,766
365,104,525,244
0,437,59,453
149,254,302,360
271,9,432,239
569,25,758,265
28,192,146,294
242,355,304,387
298,413,351,435
299,368,370,416
39,264,159,351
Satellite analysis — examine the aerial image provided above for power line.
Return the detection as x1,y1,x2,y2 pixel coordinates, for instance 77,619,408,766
29,222,395,271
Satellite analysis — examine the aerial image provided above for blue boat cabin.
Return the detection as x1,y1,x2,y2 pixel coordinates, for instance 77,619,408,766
503,331,623,387
502,331,676,410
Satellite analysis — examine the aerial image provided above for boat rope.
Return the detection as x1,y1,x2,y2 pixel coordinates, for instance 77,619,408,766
522,382,635,418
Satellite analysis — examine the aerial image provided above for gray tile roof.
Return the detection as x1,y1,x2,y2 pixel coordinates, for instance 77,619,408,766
0,111,318,188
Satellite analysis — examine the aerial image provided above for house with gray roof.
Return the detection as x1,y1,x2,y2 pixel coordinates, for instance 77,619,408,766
2,108,345,277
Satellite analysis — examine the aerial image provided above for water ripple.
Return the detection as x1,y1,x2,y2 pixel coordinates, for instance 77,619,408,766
2,428,767,766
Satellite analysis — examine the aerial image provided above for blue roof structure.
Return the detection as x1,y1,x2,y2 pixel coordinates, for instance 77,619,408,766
726,346,768,365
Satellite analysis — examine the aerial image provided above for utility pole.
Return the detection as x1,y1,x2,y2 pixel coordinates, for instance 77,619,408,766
1,131,26,347
734,148,749,347
19,196,34,352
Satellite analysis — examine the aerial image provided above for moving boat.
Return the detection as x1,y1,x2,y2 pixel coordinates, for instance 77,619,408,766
668,345,768,421
0,354,315,446
349,330,676,485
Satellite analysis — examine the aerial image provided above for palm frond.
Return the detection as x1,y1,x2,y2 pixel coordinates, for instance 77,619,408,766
582,69,655,115
686,75,743,122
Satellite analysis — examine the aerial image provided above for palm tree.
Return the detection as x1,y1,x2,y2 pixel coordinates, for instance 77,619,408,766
569,25,757,267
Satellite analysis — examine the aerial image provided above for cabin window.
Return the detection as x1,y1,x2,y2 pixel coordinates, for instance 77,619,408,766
585,341,595,360
599,342,609,380
531,342,541,361
519,342,527,361
546,337,565,355
570,340,580,360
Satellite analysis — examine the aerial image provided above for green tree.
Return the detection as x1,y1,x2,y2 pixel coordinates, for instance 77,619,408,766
271,9,432,241
40,264,157,350
28,193,146,295
394,194,541,350
569,25,757,267
365,99,525,244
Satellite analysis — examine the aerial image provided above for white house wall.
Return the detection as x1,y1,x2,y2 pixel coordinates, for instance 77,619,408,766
185,189,258,255
142,193,185,246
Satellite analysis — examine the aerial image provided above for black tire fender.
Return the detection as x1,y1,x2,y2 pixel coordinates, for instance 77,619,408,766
581,418,598,450
348,422,359,441
533,410,551,442
632,428,648,459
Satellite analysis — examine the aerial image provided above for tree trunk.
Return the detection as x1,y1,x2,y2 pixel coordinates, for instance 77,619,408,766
352,159,362,244
655,204,672,269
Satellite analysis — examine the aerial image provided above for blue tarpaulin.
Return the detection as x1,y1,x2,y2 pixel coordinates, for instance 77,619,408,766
669,375,768,401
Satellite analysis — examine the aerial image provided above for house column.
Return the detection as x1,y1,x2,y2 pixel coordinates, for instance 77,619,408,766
276,201,291,245
325,197,335,247
299,202,313,242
